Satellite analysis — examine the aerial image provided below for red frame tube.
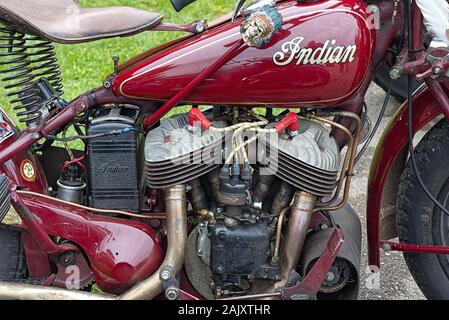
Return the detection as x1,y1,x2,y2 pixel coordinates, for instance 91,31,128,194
10,190,77,255
382,241,449,254
142,40,245,130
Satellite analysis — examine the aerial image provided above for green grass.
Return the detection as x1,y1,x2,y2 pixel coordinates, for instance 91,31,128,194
0,0,234,124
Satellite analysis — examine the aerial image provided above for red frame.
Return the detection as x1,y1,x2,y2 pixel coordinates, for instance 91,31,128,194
0,0,448,296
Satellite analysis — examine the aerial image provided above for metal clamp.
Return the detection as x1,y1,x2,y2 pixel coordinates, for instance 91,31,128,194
159,265,180,300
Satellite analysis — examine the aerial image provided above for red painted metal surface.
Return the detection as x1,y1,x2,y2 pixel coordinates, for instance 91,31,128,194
0,109,48,193
20,231,52,278
280,227,344,298
367,84,447,267
426,79,449,120
17,193,163,294
113,0,375,108
143,40,245,129
382,241,449,254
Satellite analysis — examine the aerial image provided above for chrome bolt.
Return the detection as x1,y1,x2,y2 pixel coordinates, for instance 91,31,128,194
389,68,402,80
103,80,111,88
165,287,179,300
434,67,442,75
195,22,205,33
325,271,335,282
160,269,171,280
197,249,204,255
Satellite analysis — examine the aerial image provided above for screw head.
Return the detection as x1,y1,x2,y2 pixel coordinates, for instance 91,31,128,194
165,287,179,300
195,22,205,33
103,81,112,88
434,67,442,75
390,68,401,80
160,269,171,280
325,271,335,282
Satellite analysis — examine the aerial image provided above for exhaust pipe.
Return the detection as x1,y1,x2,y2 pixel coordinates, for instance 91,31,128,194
120,184,187,300
0,185,187,300
299,204,362,299
275,191,317,289
0,283,114,300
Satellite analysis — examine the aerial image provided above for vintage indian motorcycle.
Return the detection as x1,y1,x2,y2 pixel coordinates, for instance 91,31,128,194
0,0,448,300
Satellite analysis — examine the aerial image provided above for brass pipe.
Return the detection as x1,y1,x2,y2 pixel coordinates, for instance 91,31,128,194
312,117,354,209
272,207,290,263
120,185,187,300
16,190,166,220
310,111,362,212
275,191,317,289
0,283,114,300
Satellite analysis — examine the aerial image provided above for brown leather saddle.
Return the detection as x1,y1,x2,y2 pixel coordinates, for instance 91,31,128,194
0,0,163,44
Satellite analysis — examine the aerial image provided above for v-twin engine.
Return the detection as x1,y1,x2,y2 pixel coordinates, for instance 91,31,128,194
143,110,348,298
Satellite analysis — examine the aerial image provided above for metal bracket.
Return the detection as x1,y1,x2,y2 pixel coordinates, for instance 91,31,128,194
159,265,180,300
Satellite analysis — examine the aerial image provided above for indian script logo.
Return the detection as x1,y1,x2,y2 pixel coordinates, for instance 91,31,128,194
273,37,357,66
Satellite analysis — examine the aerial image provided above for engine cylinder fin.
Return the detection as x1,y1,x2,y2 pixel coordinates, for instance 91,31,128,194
145,114,226,189
260,119,341,198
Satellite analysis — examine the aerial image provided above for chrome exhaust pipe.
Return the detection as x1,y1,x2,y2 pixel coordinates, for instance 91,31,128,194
0,185,187,300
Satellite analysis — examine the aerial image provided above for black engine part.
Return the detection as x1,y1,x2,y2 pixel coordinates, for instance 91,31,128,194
86,105,145,211
209,219,279,292
217,162,252,207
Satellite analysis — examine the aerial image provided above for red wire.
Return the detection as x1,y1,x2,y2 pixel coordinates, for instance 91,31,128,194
61,155,86,171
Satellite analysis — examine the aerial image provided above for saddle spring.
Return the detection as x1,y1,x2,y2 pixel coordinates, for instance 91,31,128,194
0,24,63,127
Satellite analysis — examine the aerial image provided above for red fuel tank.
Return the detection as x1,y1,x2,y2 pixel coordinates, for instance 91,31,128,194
113,0,375,107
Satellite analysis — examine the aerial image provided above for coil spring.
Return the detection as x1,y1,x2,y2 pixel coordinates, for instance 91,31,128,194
0,25,63,126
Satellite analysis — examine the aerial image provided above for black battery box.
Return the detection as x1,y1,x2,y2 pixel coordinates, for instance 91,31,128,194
86,105,145,211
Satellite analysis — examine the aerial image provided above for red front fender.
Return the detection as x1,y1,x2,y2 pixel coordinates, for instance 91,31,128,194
367,85,448,267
